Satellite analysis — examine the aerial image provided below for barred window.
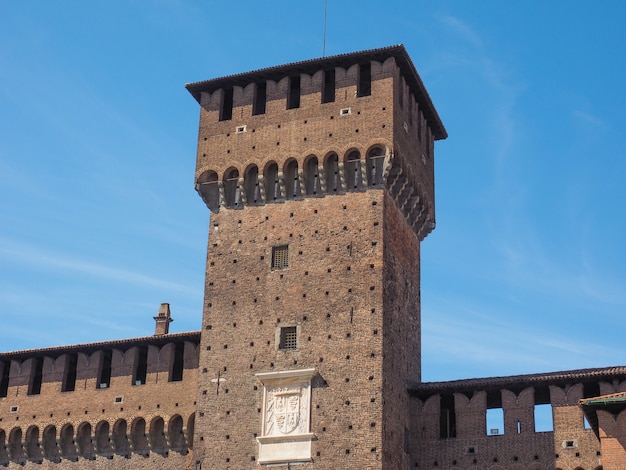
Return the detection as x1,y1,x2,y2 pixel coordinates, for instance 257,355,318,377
279,327,298,350
271,245,289,269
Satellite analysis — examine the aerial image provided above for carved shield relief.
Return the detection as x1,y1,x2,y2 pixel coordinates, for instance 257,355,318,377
264,384,308,436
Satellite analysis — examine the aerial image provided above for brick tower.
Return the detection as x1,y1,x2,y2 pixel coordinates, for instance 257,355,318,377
186,45,446,469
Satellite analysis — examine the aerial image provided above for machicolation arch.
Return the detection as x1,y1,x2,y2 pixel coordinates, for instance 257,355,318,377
0,413,194,465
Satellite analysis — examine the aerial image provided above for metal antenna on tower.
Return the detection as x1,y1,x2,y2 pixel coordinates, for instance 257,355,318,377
323,0,328,56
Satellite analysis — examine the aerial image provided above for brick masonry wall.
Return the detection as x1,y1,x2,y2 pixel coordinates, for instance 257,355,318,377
598,408,626,470
382,190,421,469
194,58,396,182
0,453,193,470
193,192,387,469
411,383,603,469
0,340,199,468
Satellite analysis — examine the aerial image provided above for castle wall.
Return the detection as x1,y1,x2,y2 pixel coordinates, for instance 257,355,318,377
193,192,389,468
409,375,626,469
0,335,199,468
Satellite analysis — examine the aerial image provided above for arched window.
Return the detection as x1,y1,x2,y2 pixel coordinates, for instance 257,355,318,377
76,423,94,460
95,421,112,456
223,168,241,208
149,417,167,455
112,419,130,456
168,415,186,453
59,424,76,459
304,156,320,196
324,153,340,193
8,428,24,464
366,146,386,187
131,418,149,456
0,429,9,465
244,165,261,205
42,426,59,462
264,162,281,202
284,159,301,199
25,426,42,462
344,150,362,191
187,413,195,450
197,170,220,212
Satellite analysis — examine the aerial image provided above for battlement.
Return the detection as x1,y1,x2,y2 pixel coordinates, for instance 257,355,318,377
0,332,200,467
189,45,446,241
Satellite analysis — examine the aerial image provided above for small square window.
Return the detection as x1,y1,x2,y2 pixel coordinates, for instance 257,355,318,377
279,327,297,350
271,245,289,269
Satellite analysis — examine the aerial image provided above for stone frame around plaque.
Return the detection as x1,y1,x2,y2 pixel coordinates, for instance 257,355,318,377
255,368,316,465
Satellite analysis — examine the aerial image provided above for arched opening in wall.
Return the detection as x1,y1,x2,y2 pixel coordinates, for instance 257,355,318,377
25,426,42,463
583,381,601,399
324,153,340,193
366,146,386,187
322,68,336,103
131,418,149,456
8,428,24,464
133,346,148,386
284,159,301,199
27,356,44,395
223,168,241,208
219,87,233,121
244,165,261,205
0,429,8,465
287,75,301,110
187,413,195,450
62,353,78,392
95,421,112,457
264,162,281,202
97,350,112,389
0,429,8,462
112,419,130,456
59,424,76,460
534,386,553,432
0,360,10,398
304,156,320,196
197,170,220,212
357,62,371,97
583,381,601,429
486,389,504,436
439,394,456,438
253,81,267,116
42,425,59,462
169,342,185,382
168,415,186,454
149,417,167,455
76,423,94,460
344,150,362,191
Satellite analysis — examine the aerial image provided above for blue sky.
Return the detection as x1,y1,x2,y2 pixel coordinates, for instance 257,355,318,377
1,1,624,382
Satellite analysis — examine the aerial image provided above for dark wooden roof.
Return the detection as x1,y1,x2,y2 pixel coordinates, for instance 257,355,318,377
0,331,201,361
409,365,626,399
185,45,447,140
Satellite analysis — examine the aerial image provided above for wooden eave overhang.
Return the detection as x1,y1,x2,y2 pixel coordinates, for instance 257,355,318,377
185,44,447,140
409,365,626,400
0,331,201,361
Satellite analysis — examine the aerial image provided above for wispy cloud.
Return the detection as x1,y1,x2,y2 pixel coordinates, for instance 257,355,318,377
0,237,197,294
422,300,622,381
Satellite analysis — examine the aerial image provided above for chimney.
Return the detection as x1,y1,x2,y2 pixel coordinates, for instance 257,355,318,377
154,303,173,335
